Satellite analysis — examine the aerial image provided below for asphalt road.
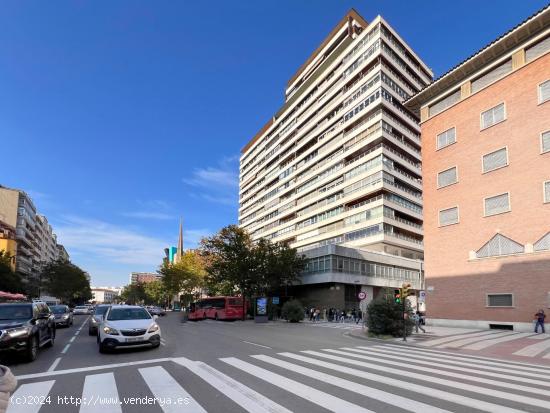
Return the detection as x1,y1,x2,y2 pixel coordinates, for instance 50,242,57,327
6,313,550,412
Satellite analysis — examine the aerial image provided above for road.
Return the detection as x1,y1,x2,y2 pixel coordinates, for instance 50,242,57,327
5,313,550,412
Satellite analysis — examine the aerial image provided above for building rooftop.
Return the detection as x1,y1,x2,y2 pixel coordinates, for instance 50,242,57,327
405,4,550,113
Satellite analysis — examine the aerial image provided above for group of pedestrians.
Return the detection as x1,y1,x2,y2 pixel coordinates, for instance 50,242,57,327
327,308,363,324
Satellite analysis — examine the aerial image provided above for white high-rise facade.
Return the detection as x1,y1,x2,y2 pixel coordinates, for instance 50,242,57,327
239,10,432,308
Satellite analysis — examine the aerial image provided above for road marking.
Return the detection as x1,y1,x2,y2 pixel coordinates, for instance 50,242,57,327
514,338,550,356
47,357,62,372
355,346,550,384
7,381,55,413
61,344,71,354
69,336,76,343
139,366,206,413
463,332,533,350
160,338,166,346
242,340,272,349
80,372,122,413
382,343,550,371
300,350,549,411
253,354,450,413
417,330,499,347
437,331,515,348
16,357,172,381
330,348,550,395
221,357,375,413
174,357,292,413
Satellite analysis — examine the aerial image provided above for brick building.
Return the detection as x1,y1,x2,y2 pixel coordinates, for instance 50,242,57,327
405,5,550,331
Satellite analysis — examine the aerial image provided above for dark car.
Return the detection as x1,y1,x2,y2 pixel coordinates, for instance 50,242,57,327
88,305,110,335
50,305,73,327
0,302,56,362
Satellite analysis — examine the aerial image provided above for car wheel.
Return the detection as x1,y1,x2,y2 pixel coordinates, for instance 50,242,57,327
45,328,55,348
25,335,39,362
98,338,109,353
89,328,95,336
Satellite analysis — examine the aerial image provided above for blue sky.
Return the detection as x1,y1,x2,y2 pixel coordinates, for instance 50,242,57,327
1,1,547,286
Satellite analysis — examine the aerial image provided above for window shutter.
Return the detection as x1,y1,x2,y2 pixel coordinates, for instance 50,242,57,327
471,60,512,93
483,148,508,172
429,90,460,117
438,167,457,188
488,294,513,307
437,127,456,150
439,207,459,226
535,232,550,252
526,36,550,62
484,193,510,216
476,233,524,258
543,131,550,153
540,80,550,103
481,103,505,129
545,181,550,203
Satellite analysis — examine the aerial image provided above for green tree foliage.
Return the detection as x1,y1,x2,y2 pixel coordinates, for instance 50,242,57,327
120,283,146,305
143,280,167,306
0,250,24,293
159,250,205,306
41,260,92,304
366,289,414,337
281,299,305,323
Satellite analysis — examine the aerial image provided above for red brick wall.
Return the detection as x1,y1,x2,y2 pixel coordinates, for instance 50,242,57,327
421,53,550,322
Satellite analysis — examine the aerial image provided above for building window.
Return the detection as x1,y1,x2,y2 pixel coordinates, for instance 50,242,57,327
484,192,510,216
439,206,459,227
482,147,508,173
436,127,456,150
544,181,550,204
437,167,458,188
539,80,550,104
476,233,524,258
487,294,513,308
542,131,550,154
471,60,512,94
535,232,550,252
429,89,460,117
481,103,506,130
526,35,550,62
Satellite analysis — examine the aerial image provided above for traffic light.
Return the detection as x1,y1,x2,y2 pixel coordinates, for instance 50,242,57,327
401,283,412,299
394,289,401,304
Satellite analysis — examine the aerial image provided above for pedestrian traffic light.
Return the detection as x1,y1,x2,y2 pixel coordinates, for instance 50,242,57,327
401,283,411,299
394,289,401,304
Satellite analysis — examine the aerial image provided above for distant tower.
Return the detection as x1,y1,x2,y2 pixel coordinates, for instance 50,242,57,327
174,219,184,263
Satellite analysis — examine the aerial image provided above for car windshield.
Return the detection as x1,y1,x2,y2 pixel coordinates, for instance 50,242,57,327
0,305,33,320
50,306,67,314
107,308,151,321
95,306,109,316
75,306,87,309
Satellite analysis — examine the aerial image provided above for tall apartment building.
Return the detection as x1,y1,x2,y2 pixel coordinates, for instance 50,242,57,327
405,5,550,330
0,185,70,281
239,10,432,308
129,272,162,285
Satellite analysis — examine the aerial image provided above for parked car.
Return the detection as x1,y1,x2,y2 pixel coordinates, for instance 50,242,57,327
88,305,110,335
49,305,73,327
97,305,161,353
146,306,166,317
0,302,55,362
73,306,91,315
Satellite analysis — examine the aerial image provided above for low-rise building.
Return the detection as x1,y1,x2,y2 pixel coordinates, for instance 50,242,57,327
91,287,120,304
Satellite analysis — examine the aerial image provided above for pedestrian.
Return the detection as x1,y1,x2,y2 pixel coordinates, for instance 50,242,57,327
534,309,546,333
0,365,16,413
340,310,345,323
413,311,426,333
351,308,356,323
322,308,327,321
309,307,315,321
356,309,362,324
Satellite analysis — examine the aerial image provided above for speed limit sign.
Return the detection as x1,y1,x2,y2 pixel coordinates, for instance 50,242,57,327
358,291,367,300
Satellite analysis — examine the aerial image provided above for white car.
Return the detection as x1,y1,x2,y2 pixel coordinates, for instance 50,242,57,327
97,305,161,353
73,306,91,315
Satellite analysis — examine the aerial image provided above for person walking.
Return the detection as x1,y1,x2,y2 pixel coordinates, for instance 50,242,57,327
534,309,546,333
0,365,17,413
356,309,363,324
340,310,345,323
351,309,357,323
413,312,426,333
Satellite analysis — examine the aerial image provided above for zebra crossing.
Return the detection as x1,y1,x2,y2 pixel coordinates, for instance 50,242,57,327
416,329,550,357
305,321,364,331
9,343,550,412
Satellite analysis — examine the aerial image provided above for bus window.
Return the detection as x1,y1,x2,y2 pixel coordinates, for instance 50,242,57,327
228,298,242,307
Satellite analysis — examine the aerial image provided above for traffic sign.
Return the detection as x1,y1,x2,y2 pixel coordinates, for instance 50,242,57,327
358,291,367,300
418,290,426,303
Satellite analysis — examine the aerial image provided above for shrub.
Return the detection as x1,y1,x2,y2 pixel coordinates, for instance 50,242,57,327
366,292,414,337
281,299,304,323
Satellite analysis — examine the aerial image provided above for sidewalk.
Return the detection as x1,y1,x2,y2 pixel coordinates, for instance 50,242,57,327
349,324,550,365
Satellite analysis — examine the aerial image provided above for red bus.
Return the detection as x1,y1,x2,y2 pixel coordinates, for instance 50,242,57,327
188,296,245,321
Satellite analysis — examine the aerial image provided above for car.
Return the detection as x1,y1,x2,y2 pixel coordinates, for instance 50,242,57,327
73,305,91,315
0,302,55,362
88,305,110,335
97,305,161,353
146,306,166,317
49,305,73,327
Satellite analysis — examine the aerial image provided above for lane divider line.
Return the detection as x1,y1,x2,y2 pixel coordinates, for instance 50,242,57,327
47,357,61,372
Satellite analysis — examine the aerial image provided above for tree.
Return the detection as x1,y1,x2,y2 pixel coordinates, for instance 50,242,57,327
0,250,23,293
366,288,414,337
120,283,146,305
159,250,205,307
143,280,167,306
41,260,92,304
281,299,305,323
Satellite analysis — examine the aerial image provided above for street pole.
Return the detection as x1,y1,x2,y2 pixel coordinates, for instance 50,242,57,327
402,295,407,342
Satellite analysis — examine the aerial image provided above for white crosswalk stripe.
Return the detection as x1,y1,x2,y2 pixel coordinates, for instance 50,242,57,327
9,343,550,413
462,332,534,350
416,330,500,347
436,331,515,348
513,338,550,356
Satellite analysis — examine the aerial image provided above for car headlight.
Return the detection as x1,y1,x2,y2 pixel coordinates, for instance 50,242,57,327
62,315,69,319
7,327,29,338
103,326,119,335
147,324,159,333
